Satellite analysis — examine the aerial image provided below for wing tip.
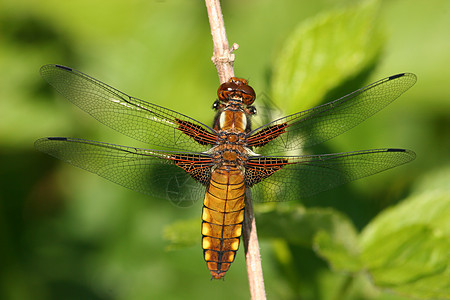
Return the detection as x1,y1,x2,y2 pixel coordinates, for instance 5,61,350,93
386,148,406,152
40,64,73,74
34,137,68,150
388,73,406,80
47,137,68,141
388,72,417,82
55,65,73,72
386,148,416,161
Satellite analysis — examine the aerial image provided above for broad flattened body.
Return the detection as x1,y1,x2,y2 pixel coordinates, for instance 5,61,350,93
201,77,256,279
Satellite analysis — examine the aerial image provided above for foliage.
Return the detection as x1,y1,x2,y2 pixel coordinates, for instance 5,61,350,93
271,0,383,112
316,167,450,299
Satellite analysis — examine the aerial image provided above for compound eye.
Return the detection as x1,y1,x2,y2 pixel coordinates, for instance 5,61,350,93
242,92,255,105
217,82,234,101
248,106,257,115
217,77,256,104
231,77,248,85
238,81,256,105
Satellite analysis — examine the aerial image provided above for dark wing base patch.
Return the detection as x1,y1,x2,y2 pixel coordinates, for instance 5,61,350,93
245,157,289,186
176,119,218,146
172,154,213,186
246,123,287,148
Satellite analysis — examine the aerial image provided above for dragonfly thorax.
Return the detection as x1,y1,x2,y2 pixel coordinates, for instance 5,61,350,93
210,144,250,166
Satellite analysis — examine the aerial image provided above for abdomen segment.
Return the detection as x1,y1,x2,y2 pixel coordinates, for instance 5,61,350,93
201,166,245,279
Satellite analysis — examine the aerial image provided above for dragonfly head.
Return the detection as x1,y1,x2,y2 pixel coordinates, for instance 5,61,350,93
217,77,256,105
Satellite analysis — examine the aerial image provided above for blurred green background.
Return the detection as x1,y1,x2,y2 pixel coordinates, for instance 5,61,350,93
1,0,449,299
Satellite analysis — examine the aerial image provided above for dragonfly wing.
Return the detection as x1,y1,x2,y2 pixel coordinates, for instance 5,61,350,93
40,65,217,152
246,148,416,202
247,73,417,154
35,137,212,207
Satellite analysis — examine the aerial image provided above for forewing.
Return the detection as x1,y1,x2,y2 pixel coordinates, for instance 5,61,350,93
247,148,416,202
35,137,212,207
40,65,217,152
247,73,417,154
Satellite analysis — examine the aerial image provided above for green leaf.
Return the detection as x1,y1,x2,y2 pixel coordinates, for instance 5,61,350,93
163,218,199,250
360,189,450,299
314,230,363,273
271,0,383,112
312,166,450,298
257,204,358,249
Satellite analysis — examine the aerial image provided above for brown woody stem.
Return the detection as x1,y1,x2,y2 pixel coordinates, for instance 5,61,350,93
205,0,238,83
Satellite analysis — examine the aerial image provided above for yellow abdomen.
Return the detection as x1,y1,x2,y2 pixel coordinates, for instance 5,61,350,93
201,166,245,279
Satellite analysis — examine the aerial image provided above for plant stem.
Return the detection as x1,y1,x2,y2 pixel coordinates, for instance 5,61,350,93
205,1,267,299
243,188,267,300
205,0,238,83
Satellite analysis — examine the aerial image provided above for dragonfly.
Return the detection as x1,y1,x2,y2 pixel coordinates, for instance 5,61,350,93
35,64,416,279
